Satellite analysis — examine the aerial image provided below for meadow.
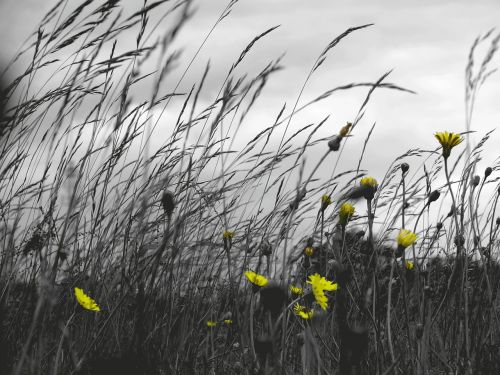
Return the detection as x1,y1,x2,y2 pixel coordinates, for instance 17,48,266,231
0,1,499,374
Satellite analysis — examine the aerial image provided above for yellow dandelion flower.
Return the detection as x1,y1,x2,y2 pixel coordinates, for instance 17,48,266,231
339,122,352,138
223,230,234,239
74,287,100,312
397,229,417,249
244,270,269,287
405,261,414,270
339,202,355,226
304,246,314,257
223,319,233,325
360,176,378,188
306,273,338,310
434,131,462,159
290,285,304,295
293,303,314,320
207,320,217,327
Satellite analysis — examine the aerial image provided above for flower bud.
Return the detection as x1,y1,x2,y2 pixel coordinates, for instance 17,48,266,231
400,163,409,174
328,135,342,152
427,190,440,205
436,222,443,231
161,190,175,218
485,167,492,178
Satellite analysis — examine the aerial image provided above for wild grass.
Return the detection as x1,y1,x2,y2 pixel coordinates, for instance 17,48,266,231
0,1,499,374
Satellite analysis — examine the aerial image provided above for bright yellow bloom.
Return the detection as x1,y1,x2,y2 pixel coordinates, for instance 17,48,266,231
405,261,414,270
290,285,304,295
339,202,355,226
244,270,269,287
223,319,233,325
339,122,352,138
397,229,417,248
293,303,314,320
434,131,462,159
304,247,314,257
207,320,217,327
306,273,338,310
74,287,100,312
360,176,378,188
223,230,234,239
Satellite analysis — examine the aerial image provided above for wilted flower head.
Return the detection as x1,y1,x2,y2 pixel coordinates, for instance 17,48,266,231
339,122,352,138
434,131,462,159
244,270,269,287
397,229,417,249
74,287,100,312
290,285,304,295
293,303,314,320
306,273,338,310
339,202,355,226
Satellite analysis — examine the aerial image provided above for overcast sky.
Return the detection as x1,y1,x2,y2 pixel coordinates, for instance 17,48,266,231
1,0,500,238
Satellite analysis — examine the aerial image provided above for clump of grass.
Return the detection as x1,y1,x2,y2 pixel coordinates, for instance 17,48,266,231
1,1,499,374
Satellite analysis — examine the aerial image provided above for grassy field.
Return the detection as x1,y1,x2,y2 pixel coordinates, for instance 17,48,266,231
0,1,499,374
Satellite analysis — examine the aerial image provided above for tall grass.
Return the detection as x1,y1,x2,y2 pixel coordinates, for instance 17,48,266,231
0,1,499,374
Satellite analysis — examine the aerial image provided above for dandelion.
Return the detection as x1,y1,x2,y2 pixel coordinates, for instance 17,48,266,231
244,270,269,287
293,303,314,320
306,273,338,310
290,285,304,295
339,202,355,226
360,176,378,188
207,320,217,327
339,122,352,138
223,230,234,239
74,287,100,312
434,131,462,159
397,229,417,249
223,319,233,325
405,261,414,270
304,246,314,257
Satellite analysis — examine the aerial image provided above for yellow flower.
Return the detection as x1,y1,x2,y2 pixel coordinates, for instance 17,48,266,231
207,320,217,327
360,176,378,188
304,246,314,257
339,122,352,138
244,270,269,287
293,303,314,320
74,287,100,312
223,319,233,325
306,273,338,310
405,261,414,270
434,131,462,159
339,202,355,226
290,285,304,295
397,229,417,249
223,230,234,239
